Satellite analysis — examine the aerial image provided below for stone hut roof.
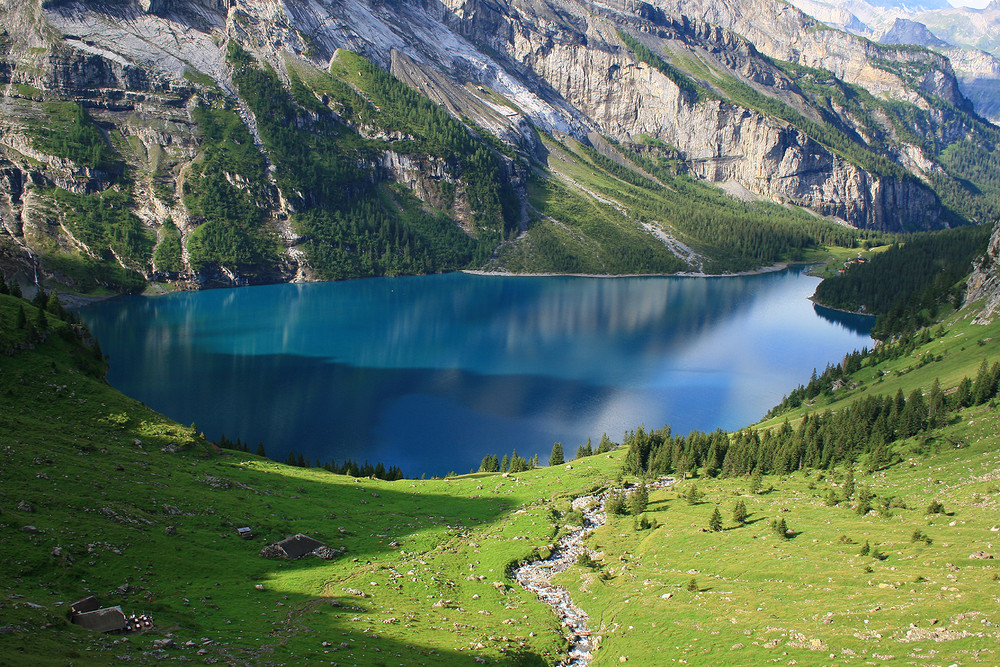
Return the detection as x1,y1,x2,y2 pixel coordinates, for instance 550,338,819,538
72,606,127,633
70,596,101,615
277,533,325,559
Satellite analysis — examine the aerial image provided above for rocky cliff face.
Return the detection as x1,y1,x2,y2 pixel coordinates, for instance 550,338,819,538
0,0,996,289
965,220,1000,325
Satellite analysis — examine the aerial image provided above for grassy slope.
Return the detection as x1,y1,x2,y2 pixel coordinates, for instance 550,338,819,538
0,291,623,664
2,283,1000,665
554,312,1000,666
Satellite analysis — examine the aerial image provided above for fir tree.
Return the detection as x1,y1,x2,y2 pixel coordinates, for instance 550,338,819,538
500,454,509,473
855,485,873,516
256,442,266,457
843,464,856,501
709,506,723,532
16,305,26,329
9,280,22,298
685,483,702,505
549,442,564,466
606,488,627,515
628,485,649,515
732,499,748,525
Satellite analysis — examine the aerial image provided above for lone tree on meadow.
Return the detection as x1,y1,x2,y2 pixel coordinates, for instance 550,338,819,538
732,499,748,525
549,442,564,466
709,507,723,532
685,483,702,505
628,484,649,515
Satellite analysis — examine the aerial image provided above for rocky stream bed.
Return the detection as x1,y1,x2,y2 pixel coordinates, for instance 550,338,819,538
513,477,675,665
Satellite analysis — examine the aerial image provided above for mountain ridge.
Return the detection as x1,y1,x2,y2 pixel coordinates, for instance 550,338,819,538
0,0,997,291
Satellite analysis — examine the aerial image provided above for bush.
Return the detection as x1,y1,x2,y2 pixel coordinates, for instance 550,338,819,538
628,485,649,515
686,577,699,592
606,489,628,516
926,500,946,515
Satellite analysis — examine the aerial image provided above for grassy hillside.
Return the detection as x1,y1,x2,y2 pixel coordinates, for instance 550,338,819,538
2,259,1000,666
0,290,625,664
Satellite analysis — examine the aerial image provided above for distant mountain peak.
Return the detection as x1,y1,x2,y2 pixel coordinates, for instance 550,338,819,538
879,17,952,48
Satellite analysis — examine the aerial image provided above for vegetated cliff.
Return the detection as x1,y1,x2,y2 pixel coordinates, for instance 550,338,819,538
965,218,1000,324
0,0,996,291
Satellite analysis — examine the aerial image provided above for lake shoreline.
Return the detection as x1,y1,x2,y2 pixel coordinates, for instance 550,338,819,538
463,263,793,279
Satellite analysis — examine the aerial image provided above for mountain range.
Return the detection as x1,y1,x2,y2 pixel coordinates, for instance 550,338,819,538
0,0,998,289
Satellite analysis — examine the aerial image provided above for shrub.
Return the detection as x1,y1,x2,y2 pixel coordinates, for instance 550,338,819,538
606,489,628,516
926,500,946,515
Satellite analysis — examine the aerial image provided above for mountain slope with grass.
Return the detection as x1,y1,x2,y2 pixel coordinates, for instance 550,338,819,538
0,0,998,292
3,221,1000,664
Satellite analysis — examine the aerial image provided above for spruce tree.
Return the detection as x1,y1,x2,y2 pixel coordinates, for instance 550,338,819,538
732,499,748,525
628,485,649,515
31,287,48,309
16,305,26,329
709,507,723,532
843,464,856,501
256,443,266,457
685,483,701,505
500,454,509,473
855,485,873,516
549,442,564,466
9,280,21,298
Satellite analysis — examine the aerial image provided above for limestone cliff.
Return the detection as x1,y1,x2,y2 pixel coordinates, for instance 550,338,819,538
965,219,1000,325
0,0,996,290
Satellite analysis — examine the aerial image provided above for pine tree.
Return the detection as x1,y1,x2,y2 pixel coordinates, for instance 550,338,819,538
256,443,266,457
628,485,649,515
35,307,48,334
843,464,856,501
549,442,565,466
709,507,723,532
31,287,48,309
732,499,748,525
685,483,702,505
9,280,21,298
16,305,26,329
855,485,873,516
772,516,788,538
749,467,763,495
606,488,627,515
500,454,509,473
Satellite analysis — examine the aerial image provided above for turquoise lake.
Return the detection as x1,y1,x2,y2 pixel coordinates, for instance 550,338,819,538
79,270,873,475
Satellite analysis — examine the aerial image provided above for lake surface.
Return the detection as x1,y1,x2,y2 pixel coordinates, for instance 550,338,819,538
80,270,873,475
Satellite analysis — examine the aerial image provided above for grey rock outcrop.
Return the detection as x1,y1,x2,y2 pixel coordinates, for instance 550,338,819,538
0,0,991,287
964,219,1000,324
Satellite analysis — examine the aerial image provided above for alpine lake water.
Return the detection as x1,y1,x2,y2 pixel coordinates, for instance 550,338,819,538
79,269,873,476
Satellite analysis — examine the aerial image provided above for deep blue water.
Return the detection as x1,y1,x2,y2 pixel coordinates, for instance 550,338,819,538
79,270,872,475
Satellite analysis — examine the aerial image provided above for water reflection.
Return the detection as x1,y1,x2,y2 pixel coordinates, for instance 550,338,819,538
81,271,872,475
813,303,877,336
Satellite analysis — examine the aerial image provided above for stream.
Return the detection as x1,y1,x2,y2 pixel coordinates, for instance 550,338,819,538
512,477,675,665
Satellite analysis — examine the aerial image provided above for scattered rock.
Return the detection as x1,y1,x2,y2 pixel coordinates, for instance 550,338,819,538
969,550,993,559
254,584,265,591
258,544,284,559
16,501,34,513
152,638,175,649
164,526,176,536
21,525,38,534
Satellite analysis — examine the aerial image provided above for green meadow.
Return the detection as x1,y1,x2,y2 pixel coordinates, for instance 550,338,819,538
1,281,999,665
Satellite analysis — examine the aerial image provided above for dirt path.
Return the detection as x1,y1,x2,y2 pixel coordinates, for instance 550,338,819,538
512,477,674,665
